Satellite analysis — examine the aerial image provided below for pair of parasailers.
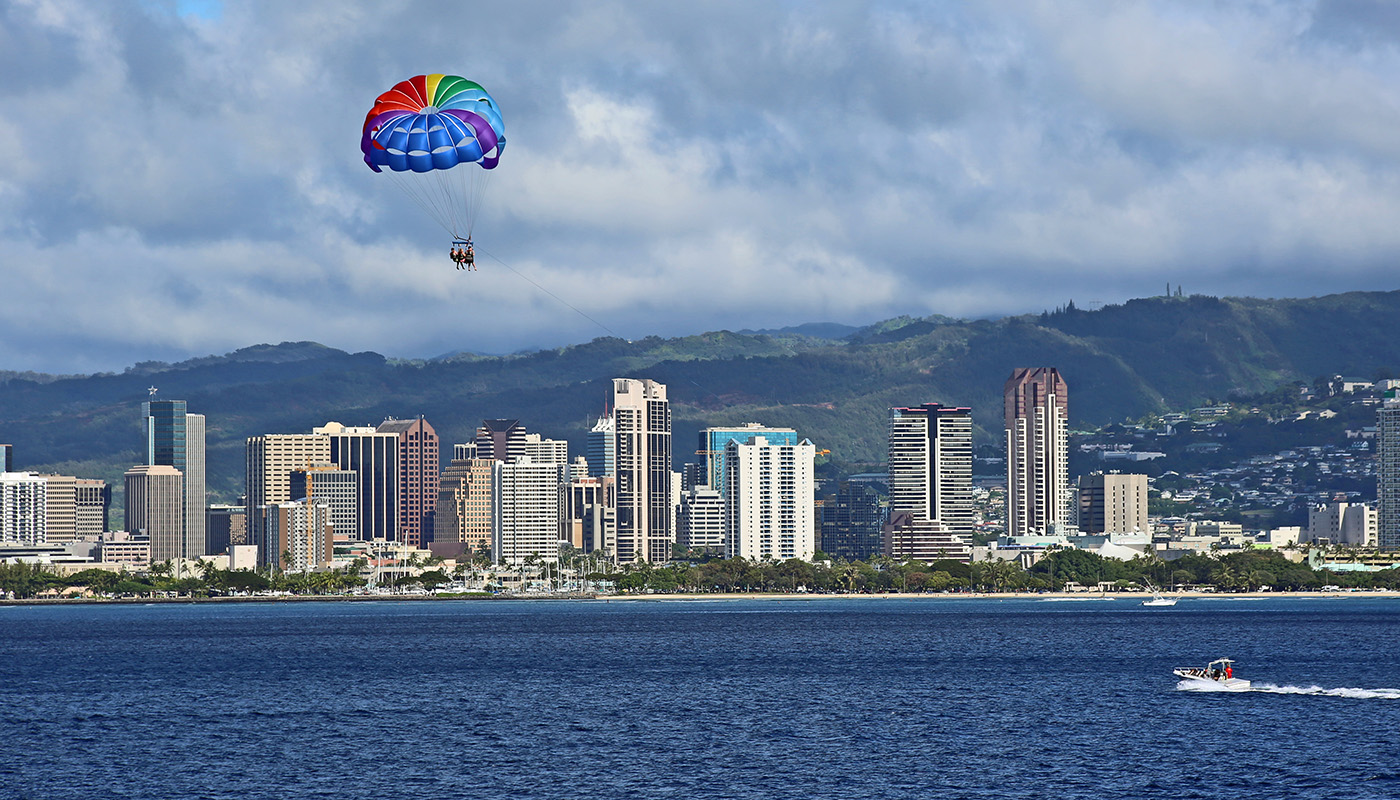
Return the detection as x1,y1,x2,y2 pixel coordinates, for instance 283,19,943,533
450,239,475,270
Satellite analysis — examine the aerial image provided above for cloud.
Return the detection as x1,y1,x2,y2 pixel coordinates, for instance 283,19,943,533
1,0,1399,372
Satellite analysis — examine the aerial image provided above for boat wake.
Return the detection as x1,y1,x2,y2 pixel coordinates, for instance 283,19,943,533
1178,681,1400,699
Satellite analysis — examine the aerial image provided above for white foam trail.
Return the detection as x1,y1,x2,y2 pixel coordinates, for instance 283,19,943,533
1177,680,1400,699
1250,683,1400,700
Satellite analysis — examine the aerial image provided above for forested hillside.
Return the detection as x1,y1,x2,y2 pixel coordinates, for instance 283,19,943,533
3,291,1399,502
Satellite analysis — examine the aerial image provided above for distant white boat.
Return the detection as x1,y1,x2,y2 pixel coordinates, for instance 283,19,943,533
1142,582,1178,607
1175,658,1251,690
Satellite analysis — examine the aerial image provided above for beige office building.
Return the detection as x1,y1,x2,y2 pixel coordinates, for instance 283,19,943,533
125,464,184,563
437,455,501,557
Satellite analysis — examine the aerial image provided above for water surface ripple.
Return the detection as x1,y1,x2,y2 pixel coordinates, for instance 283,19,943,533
2,597,1397,800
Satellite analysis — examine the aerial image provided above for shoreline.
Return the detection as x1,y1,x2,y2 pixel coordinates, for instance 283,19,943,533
4,589,1399,607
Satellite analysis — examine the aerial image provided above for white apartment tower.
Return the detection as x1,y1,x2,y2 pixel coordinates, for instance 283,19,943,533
1,472,47,545
723,436,815,561
679,485,725,554
612,378,673,563
1005,368,1070,537
496,457,567,565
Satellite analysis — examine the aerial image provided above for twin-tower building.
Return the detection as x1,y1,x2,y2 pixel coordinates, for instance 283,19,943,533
884,367,1071,557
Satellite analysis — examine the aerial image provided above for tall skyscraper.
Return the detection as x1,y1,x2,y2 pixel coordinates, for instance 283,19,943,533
0,445,12,472
143,400,206,559
322,422,398,541
1,471,46,545
377,418,439,549
699,424,799,497
723,436,815,561
613,378,672,563
888,403,973,534
1078,472,1148,535
1378,398,1400,550
125,464,184,563
245,434,331,551
587,415,615,477
1004,368,1069,537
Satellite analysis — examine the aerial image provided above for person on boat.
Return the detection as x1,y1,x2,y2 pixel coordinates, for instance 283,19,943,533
1225,664,1233,679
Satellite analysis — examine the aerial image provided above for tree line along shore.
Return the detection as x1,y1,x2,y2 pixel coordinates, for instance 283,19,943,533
4,547,1398,601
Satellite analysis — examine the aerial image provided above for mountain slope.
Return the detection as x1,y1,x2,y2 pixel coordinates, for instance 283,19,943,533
3,290,1398,500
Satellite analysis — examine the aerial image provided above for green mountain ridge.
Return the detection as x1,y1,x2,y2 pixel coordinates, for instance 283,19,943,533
3,291,1399,503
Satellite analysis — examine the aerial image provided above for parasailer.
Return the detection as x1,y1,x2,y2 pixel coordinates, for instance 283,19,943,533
360,74,505,268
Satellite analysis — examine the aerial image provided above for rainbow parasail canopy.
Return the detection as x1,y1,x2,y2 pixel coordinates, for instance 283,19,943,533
361,74,505,239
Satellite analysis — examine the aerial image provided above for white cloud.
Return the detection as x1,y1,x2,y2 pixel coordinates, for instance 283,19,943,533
1,0,1399,372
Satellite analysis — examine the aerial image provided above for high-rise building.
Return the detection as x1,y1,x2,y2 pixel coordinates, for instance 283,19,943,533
567,474,614,553
613,378,672,563
291,464,359,542
678,485,725,554
888,403,973,534
75,479,108,538
1,471,46,545
436,453,501,557
321,422,398,541
262,499,333,571
125,464,184,563
1078,472,1148,535
377,418,439,549
587,415,615,477
699,424,799,497
143,400,206,559
476,419,527,462
42,474,78,543
496,457,567,565
207,504,248,554
820,480,885,561
1381,399,1400,550
724,436,815,561
0,445,11,472
245,434,331,549
1004,368,1069,537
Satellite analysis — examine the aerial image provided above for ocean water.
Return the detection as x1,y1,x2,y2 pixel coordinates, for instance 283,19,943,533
2,596,1399,800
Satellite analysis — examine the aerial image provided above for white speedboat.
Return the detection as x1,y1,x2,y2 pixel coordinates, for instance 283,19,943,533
1174,658,1251,690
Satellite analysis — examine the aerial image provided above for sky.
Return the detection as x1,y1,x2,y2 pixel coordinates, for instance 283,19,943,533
3,0,1400,374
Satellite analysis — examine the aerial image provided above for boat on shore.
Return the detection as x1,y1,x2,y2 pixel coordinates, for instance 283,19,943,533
1174,658,1251,690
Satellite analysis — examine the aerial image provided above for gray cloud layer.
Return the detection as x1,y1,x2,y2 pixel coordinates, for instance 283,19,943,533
2,0,1398,372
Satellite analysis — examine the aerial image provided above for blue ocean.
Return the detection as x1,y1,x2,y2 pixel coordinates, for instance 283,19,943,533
2,596,1398,800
